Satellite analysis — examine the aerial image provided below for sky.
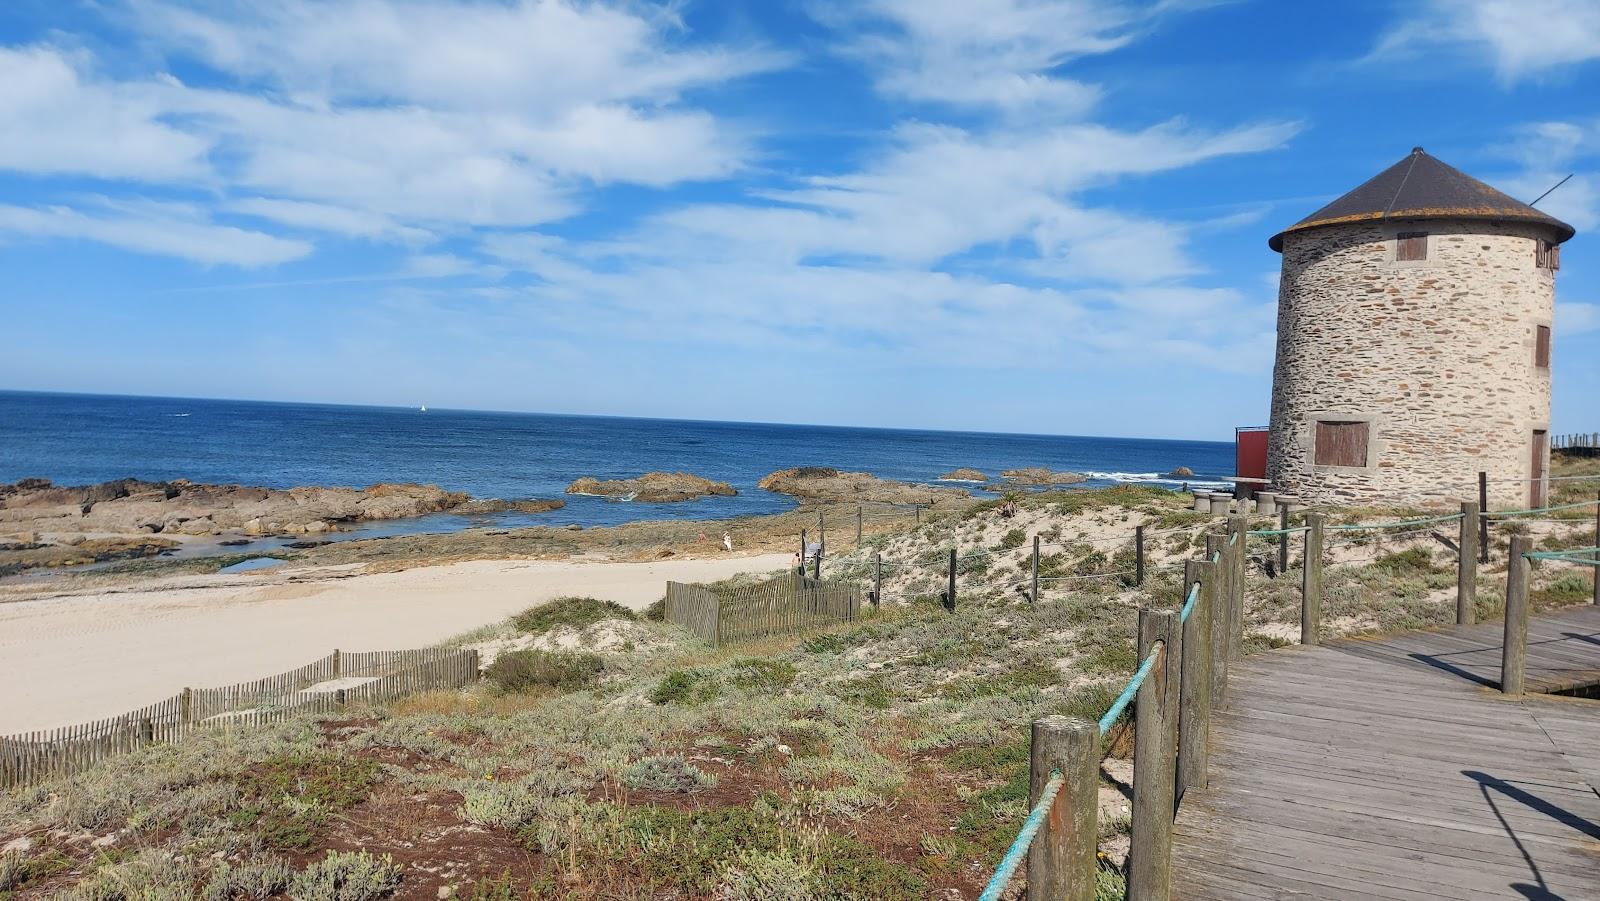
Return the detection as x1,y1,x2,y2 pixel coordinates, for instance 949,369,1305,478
1,0,1597,441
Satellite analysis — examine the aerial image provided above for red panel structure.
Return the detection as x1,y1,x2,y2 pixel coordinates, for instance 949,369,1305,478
1235,426,1269,497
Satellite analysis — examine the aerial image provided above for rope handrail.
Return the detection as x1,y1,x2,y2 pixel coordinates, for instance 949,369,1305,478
1485,499,1600,519
1523,547,1599,564
978,640,1164,900
976,769,1065,901
1329,512,1464,532
1178,580,1201,623
1248,526,1310,536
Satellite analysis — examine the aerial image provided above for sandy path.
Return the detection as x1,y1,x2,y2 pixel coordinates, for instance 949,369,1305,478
0,553,789,733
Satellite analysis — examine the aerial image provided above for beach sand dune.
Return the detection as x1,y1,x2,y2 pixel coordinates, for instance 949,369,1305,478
0,553,789,733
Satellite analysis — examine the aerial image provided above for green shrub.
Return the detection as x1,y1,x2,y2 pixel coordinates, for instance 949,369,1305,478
289,851,402,901
460,782,544,829
999,528,1027,550
829,674,892,709
203,855,293,901
0,852,24,892
512,596,634,634
229,753,382,851
728,657,796,691
650,669,720,705
1535,571,1594,605
484,649,603,693
1374,547,1437,573
643,596,667,622
622,755,718,792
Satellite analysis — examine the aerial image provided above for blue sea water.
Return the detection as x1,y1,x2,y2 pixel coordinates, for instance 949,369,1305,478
0,391,1232,534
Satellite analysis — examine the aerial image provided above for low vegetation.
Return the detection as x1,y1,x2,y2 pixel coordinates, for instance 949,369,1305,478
4,472,1596,900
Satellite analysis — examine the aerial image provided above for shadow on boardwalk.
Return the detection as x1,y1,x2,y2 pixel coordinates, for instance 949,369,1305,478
1172,605,1600,901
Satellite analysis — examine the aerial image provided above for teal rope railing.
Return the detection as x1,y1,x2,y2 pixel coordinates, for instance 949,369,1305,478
1249,525,1309,536
1486,499,1600,519
1329,512,1464,531
1178,580,1201,623
976,770,1065,901
1524,547,1600,564
979,638,1166,900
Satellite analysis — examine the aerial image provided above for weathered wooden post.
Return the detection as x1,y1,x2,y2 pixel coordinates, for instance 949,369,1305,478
1205,534,1230,705
1501,535,1530,696
331,648,342,678
139,718,154,745
1277,506,1290,575
946,548,957,611
1593,491,1599,607
1478,471,1490,564
1458,502,1479,624
1178,559,1214,801
335,688,348,707
813,543,823,581
1027,716,1099,901
1228,515,1248,657
799,529,807,573
857,504,864,544
1130,608,1178,901
1031,534,1041,604
915,505,921,524
818,509,826,556
1302,513,1324,646
180,687,193,727
1135,525,1146,587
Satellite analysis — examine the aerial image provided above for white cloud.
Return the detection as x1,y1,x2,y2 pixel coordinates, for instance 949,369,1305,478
1497,119,1600,231
228,198,434,244
818,0,1181,114
1371,0,1600,82
0,202,312,266
0,46,210,181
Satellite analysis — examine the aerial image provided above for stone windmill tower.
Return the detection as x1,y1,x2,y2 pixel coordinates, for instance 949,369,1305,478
1266,147,1574,508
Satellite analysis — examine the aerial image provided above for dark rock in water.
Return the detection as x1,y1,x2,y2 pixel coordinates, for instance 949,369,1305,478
939,468,988,482
1167,466,1195,478
758,467,967,504
218,539,251,547
451,498,567,515
1000,467,1088,486
283,540,330,549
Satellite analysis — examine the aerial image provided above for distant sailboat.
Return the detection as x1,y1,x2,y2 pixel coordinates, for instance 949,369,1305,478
420,404,428,413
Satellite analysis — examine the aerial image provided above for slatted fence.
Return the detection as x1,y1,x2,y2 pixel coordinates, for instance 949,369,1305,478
0,647,479,789
666,574,863,646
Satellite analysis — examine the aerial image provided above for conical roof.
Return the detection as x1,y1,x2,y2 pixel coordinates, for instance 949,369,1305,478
1269,147,1574,252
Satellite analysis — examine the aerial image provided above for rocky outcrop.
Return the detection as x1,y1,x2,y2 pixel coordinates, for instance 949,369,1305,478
1000,468,1089,486
0,478,470,538
758,467,968,505
451,498,567,515
0,535,178,576
1166,467,1195,478
939,468,988,482
565,472,736,503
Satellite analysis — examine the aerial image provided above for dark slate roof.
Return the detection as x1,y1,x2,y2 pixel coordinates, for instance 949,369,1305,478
1269,147,1575,251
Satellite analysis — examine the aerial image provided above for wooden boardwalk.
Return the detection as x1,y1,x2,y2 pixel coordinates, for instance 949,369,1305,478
1172,605,1600,900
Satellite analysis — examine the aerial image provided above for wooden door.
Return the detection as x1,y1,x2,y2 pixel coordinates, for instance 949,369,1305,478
1531,430,1549,508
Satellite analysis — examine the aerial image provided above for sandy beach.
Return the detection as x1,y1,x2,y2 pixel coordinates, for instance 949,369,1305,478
0,552,789,734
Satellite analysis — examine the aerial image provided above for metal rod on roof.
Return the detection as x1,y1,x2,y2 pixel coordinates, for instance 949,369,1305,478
1528,173,1574,207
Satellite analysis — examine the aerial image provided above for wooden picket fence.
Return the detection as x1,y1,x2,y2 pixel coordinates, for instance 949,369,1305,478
0,647,479,789
665,574,863,647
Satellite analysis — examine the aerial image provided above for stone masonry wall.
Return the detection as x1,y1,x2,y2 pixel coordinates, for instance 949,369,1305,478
1268,218,1556,509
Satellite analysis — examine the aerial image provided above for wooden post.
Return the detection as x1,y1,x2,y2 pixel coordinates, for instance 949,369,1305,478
1228,516,1248,657
856,504,863,544
799,528,807,573
1458,502,1479,625
1593,491,1599,607
1178,559,1214,801
1502,535,1530,696
1478,471,1490,564
873,552,883,609
1031,534,1041,604
1130,608,1178,901
335,688,348,707
915,505,921,524
332,648,341,678
1027,716,1099,901
180,688,193,725
818,510,826,557
813,542,822,581
946,548,957,611
1205,534,1230,706
1277,506,1289,575
1302,513,1324,646
1135,525,1146,587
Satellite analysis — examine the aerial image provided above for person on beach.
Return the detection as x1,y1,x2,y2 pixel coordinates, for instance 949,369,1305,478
722,531,733,552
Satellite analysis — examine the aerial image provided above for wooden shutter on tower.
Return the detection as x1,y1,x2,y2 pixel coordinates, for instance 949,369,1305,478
1536,240,1561,270
1535,325,1551,368
1314,420,1369,467
1396,232,1428,262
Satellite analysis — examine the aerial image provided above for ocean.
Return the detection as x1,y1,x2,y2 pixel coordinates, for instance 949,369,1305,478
0,391,1233,534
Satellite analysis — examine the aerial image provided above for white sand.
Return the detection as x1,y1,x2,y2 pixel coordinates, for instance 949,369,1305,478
0,553,789,733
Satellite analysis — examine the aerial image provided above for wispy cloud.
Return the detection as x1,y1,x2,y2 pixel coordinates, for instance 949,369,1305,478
0,201,312,266
1368,0,1600,82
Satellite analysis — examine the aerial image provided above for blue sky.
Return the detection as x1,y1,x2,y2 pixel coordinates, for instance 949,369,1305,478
1,0,1596,440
